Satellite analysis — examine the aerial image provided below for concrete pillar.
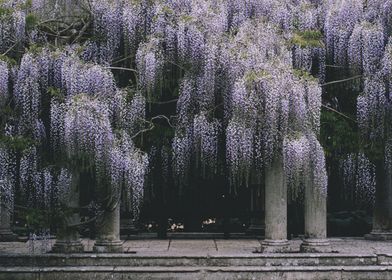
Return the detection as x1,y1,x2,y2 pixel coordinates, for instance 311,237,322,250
300,177,330,252
0,203,17,241
261,157,289,252
52,171,83,253
365,160,392,240
93,201,123,253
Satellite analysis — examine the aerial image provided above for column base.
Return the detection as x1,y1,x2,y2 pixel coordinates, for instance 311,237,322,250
300,239,330,253
260,239,289,253
93,240,123,253
365,231,392,241
52,240,84,253
0,230,18,242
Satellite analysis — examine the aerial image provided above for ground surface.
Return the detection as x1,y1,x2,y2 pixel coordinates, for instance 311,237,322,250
0,237,391,255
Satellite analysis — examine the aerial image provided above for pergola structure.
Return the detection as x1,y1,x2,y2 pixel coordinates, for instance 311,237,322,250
1,163,390,254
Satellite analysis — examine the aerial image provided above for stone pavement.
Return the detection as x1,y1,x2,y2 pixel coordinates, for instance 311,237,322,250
0,238,392,279
0,237,391,256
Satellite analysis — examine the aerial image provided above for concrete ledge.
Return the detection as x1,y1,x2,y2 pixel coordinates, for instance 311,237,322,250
1,265,392,272
0,233,18,242
0,253,381,267
0,265,391,280
365,232,392,241
377,254,392,265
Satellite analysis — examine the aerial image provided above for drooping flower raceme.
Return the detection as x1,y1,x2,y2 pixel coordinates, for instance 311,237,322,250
283,133,328,199
0,145,16,213
64,94,114,174
61,57,116,98
324,0,363,65
109,132,148,217
193,113,220,174
0,3,26,53
90,0,123,63
348,21,385,75
341,153,376,205
136,38,163,95
0,60,9,106
14,53,41,133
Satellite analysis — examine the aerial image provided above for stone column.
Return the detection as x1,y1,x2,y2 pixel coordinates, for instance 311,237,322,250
52,171,83,253
300,177,330,252
0,203,17,241
261,157,289,252
365,160,392,240
93,201,123,253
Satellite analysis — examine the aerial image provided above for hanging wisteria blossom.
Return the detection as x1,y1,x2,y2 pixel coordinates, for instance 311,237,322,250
348,21,385,75
64,94,114,173
193,113,220,175
136,38,163,95
14,53,41,133
6,0,392,238
90,0,123,64
109,132,149,217
341,153,376,206
324,0,363,65
0,145,16,213
283,133,328,199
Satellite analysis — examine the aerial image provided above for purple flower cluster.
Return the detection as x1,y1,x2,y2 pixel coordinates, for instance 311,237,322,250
11,0,386,213
61,57,116,98
348,21,384,75
193,113,220,174
7,46,149,216
136,38,163,95
90,0,123,63
19,147,72,209
0,2,26,53
0,60,9,106
50,99,66,153
172,132,192,184
283,133,328,199
14,54,41,132
357,76,387,144
64,94,114,169
341,153,376,206
109,132,148,217
324,0,363,65
226,119,254,187
0,145,16,212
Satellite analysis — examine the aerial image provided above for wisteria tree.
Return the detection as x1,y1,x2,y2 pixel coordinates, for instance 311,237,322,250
1,0,392,252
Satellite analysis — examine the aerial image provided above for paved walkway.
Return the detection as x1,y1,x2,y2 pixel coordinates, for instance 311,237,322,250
0,238,391,256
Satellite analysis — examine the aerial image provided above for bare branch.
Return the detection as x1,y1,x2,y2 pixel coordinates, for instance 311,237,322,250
106,66,138,73
2,42,17,56
147,98,178,105
321,75,362,87
321,104,356,122
151,114,175,127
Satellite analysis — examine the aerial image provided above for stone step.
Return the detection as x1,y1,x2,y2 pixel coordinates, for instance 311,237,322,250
0,253,391,267
0,265,391,280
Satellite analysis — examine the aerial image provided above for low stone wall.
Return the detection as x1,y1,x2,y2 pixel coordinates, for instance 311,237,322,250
0,265,391,280
0,253,391,280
